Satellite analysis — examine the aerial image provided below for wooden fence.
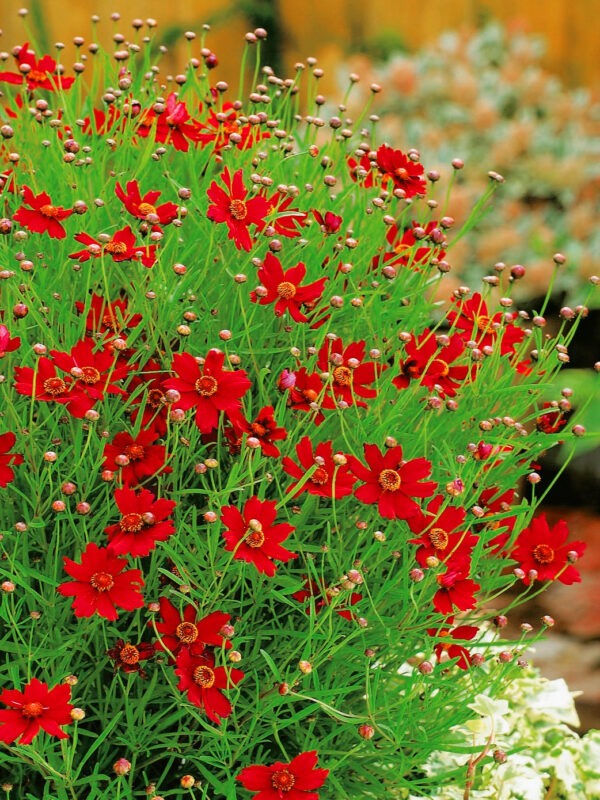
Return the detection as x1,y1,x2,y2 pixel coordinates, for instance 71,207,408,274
2,0,599,89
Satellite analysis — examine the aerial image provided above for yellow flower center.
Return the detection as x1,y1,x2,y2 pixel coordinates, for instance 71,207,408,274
43,377,67,395
333,366,352,386
119,644,140,665
378,469,402,492
119,512,144,533
277,281,297,299
229,199,247,220
90,572,115,591
271,769,295,792
195,375,218,397
428,527,449,550
192,665,215,688
176,622,199,644
532,544,555,565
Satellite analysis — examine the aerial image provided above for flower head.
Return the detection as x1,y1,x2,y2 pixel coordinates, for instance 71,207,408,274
220,496,297,577
14,356,93,418
104,487,176,557
58,542,144,620
0,432,24,488
237,750,329,800
13,186,73,239
511,514,585,585
282,436,355,500
207,168,269,251
376,145,426,197
115,180,179,225
101,429,172,486
69,225,157,268
152,596,232,661
163,350,251,435
235,405,287,457
0,679,72,745
137,92,201,151
107,638,154,677
0,42,74,91
251,253,327,323
175,649,243,725
348,443,436,519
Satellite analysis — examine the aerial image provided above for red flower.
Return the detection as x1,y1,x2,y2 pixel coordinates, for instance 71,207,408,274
237,750,329,800
536,402,568,434
236,405,287,457
14,356,93,418
279,367,336,425
152,596,232,660
104,487,176,557
115,180,179,225
511,514,585,586
408,496,476,567
433,562,480,616
13,186,73,239
0,679,72,746
376,145,426,197
137,93,201,152
50,338,131,401
175,649,243,725
0,42,75,92
128,360,171,436
348,443,436,520
447,292,524,357
282,436,356,500
478,487,517,553
163,349,251,435
220,496,297,577
106,638,154,677
263,192,307,238
312,209,343,234
385,221,446,269
393,329,469,398
430,625,479,670
207,168,269,251
348,153,376,187
0,432,24,488
101,429,172,486
75,293,142,336
293,577,362,621
69,225,157,268
58,542,144,620
317,337,384,407
251,253,327,323
0,324,20,357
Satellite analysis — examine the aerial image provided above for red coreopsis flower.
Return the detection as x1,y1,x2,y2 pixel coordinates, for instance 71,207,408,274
0,324,20,357
511,514,585,586
0,679,72,746
101,429,172,486
280,367,336,425
163,349,251,435
220,496,297,577
433,562,480,616
137,92,201,151
251,253,327,323
0,432,24,488
317,337,385,407
447,292,524,357
13,186,73,239
430,625,479,670
115,180,179,225
128,359,171,436
312,209,343,234
348,153,377,187
376,145,426,197
236,405,287,457
175,649,243,725
393,329,469,398
0,42,75,92
282,436,356,500
207,168,269,251
348,443,437,520
75,293,142,336
385,220,447,269
264,192,307,238
237,751,329,800
58,542,144,620
104,487,176,558
50,338,131,401
69,225,157,268
152,596,232,660
293,577,362,621
106,638,154,677
14,356,93,418
536,402,568,434
408,496,476,567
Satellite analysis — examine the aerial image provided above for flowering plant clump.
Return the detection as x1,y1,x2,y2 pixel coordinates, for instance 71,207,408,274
0,14,597,800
